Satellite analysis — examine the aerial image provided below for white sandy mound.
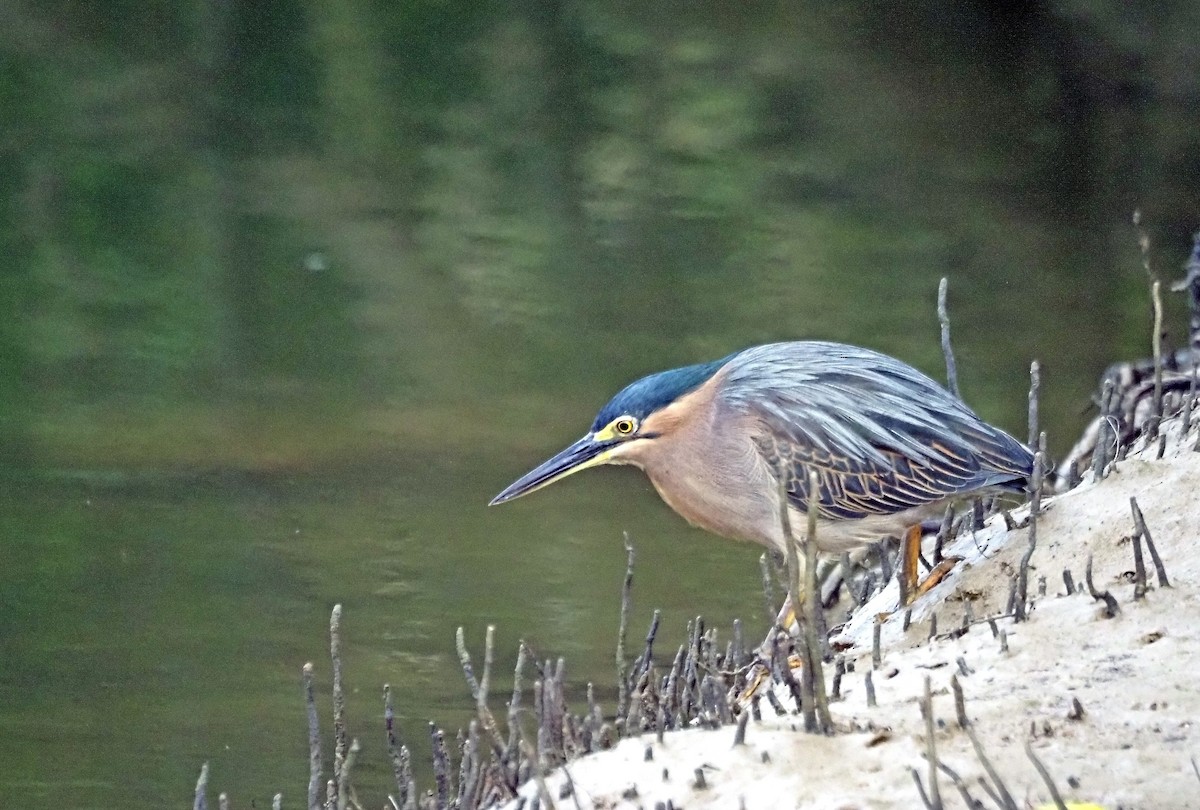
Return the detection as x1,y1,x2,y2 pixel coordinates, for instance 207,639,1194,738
505,413,1200,810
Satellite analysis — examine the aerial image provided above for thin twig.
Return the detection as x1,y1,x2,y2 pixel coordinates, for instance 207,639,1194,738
304,663,321,810
430,724,451,810
336,738,360,810
964,723,1018,810
1024,740,1068,810
1130,497,1170,587
194,762,209,810
1149,279,1165,442
1015,449,1045,622
921,676,943,809
330,604,347,807
616,535,635,722
1084,552,1120,617
936,762,984,810
950,674,968,729
759,553,776,621
1092,378,1115,481
1028,360,1040,449
938,277,960,400
384,685,413,809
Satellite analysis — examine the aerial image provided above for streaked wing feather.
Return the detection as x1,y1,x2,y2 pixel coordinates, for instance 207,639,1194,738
723,342,1034,522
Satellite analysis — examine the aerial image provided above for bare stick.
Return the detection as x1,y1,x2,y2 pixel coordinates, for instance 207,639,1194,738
759,553,777,621
803,471,833,732
1182,348,1198,438
1085,552,1121,617
1092,378,1115,481
616,535,635,722
965,723,1018,810
336,738,360,810
194,762,209,810
921,676,943,809
938,277,960,400
479,624,495,715
1149,279,1165,442
639,610,661,684
936,761,984,810
1130,497,1170,587
1024,740,1068,810
1028,360,1041,448
950,674,968,729
430,724,451,810
1131,527,1148,600
732,705,749,746
384,685,413,809
517,724,557,810
456,627,481,699
303,663,321,810
330,604,347,804
911,769,937,810
1015,449,1045,621
506,640,529,774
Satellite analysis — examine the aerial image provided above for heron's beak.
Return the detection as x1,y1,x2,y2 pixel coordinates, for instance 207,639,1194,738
490,433,617,505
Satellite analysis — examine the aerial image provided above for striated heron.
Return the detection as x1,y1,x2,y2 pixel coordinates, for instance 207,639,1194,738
491,341,1034,605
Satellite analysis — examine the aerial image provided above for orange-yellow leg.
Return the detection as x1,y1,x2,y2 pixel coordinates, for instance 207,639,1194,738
899,523,961,605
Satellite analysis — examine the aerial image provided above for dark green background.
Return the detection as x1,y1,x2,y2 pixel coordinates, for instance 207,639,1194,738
1,1,1197,807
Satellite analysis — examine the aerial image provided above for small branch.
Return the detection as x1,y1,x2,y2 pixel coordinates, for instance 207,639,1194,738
1014,449,1045,621
950,674,968,729
920,676,943,809
1130,497,1170,587
1092,378,1116,482
1024,740,1068,810
936,761,984,810
732,706,749,746
303,663,321,810
193,762,209,810
330,604,347,805
965,723,1019,810
938,277,961,400
616,535,635,721
1149,279,1165,442
335,738,360,810
430,724,451,810
1084,553,1120,618
1028,360,1041,449
759,553,777,621
384,685,413,809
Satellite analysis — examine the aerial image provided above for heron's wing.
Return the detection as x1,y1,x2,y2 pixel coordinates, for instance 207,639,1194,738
722,342,1033,521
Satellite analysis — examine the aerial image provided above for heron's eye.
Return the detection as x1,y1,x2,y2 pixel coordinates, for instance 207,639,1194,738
613,417,638,436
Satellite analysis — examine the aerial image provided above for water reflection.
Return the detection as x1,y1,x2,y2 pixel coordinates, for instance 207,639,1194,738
2,0,1198,806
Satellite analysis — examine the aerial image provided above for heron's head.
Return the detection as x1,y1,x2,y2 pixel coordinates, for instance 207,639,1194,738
489,356,729,505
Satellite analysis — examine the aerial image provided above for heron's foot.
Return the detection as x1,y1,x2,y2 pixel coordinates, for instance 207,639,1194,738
901,555,964,606
733,652,803,709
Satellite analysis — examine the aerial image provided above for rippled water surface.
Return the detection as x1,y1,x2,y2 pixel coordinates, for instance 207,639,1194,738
2,2,1198,806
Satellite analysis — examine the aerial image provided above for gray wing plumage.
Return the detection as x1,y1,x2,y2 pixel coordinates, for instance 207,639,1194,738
720,342,1034,522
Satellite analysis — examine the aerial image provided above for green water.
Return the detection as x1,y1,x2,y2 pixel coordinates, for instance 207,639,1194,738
2,1,1198,806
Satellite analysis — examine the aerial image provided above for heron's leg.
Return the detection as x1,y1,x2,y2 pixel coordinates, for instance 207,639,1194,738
899,523,960,605
898,524,921,605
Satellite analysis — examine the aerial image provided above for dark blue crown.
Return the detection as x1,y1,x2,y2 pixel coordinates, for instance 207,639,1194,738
592,355,732,430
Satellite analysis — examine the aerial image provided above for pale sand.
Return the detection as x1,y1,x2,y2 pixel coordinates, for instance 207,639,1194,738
504,413,1200,810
